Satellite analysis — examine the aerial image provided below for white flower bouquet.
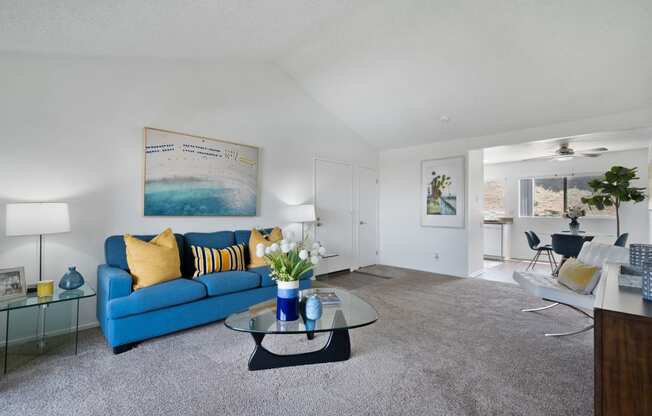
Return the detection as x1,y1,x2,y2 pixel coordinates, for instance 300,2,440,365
256,239,326,282
566,205,587,220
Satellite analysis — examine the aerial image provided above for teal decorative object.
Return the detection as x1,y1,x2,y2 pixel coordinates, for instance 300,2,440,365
305,295,322,320
59,266,84,290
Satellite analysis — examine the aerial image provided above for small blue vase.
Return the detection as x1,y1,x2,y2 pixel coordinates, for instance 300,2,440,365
59,266,85,290
305,295,322,320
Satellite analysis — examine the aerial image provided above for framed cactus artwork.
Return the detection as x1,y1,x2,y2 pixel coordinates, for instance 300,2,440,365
421,156,465,228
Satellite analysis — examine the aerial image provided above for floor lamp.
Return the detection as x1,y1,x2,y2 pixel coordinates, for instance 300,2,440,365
289,204,316,241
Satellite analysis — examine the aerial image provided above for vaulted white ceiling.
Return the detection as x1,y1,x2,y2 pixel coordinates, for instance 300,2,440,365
2,0,651,149
279,0,652,148
0,0,368,61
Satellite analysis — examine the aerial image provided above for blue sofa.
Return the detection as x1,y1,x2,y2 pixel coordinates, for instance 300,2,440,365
97,229,312,353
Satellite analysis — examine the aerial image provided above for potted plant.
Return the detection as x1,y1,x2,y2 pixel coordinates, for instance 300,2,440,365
565,205,586,235
256,239,325,321
581,166,646,236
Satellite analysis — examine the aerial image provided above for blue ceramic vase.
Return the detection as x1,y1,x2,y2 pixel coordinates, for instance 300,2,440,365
276,280,300,321
305,295,323,320
59,266,85,290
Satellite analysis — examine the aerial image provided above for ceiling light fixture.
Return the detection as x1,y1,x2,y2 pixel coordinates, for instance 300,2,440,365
440,115,450,122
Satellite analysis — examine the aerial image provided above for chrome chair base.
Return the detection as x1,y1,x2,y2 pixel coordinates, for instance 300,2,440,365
521,300,593,337
545,324,594,337
521,302,560,312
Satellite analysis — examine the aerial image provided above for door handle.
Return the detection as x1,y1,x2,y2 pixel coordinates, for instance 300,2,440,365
359,221,367,225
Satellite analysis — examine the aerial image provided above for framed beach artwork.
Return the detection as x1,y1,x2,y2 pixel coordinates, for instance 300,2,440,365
144,128,259,216
421,156,465,228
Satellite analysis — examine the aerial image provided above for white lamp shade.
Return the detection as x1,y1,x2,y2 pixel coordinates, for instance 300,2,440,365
288,204,316,223
6,203,71,236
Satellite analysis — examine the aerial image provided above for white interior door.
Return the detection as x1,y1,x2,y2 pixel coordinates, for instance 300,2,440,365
358,167,378,267
315,159,353,274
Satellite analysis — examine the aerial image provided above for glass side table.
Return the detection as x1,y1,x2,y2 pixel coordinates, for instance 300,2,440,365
0,283,95,374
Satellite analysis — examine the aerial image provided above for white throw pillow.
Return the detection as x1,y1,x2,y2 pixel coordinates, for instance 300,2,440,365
577,242,629,268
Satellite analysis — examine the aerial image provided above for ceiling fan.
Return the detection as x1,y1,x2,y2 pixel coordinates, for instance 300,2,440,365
521,142,609,162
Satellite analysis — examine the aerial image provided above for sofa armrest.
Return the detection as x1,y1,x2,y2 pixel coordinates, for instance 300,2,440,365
97,265,133,331
98,265,133,301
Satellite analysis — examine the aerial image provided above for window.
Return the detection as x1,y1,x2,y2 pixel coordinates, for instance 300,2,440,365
519,174,614,217
533,177,564,217
484,180,506,217
567,175,617,217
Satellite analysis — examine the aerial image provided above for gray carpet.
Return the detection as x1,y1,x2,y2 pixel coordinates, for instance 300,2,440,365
0,269,593,416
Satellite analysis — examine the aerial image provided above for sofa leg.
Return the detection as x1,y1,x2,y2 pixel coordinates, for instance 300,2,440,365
113,342,137,354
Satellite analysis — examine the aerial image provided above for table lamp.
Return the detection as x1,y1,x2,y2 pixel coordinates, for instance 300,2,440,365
5,202,71,287
288,204,316,241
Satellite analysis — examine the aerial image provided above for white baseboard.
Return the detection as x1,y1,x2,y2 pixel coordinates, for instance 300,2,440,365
468,269,484,278
1,321,99,347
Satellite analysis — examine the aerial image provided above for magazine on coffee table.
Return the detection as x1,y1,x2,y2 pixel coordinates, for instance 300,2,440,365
314,291,341,305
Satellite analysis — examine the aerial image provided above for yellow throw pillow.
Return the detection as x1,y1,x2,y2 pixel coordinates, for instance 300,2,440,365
248,227,283,268
191,244,246,277
557,258,601,294
124,228,181,290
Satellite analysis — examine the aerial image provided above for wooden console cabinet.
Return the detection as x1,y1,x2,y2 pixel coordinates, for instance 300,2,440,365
594,265,652,416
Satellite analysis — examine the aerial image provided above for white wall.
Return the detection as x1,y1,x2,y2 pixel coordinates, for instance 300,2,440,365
379,140,484,277
485,149,650,260
467,150,485,276
0,52,378,337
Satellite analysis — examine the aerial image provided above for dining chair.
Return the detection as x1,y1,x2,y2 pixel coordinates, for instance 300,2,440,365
525,231,557,273
551,233,594,275
614,233,629,247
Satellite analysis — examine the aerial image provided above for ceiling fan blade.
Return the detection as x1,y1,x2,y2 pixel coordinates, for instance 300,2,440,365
581,147,608,152
578,153,601,158
518,155,559,162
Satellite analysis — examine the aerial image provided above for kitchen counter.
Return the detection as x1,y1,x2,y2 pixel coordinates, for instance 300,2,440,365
484,217,514,225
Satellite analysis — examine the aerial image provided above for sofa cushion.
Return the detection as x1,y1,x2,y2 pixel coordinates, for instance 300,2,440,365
249,266,313,287
105,233,184,271
249,266,275,287
107,278,206,319
182,231,236,277
235,228,273,265
248,228,283,268
125,228,182,290
196,271,261,297
191,244,246,276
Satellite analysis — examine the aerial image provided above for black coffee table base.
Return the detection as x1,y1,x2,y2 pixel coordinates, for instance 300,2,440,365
248,328,351,371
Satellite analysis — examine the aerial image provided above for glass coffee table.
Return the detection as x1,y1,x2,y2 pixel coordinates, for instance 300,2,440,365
225,288,377,371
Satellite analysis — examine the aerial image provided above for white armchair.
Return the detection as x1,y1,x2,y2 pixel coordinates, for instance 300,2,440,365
513,241,629,337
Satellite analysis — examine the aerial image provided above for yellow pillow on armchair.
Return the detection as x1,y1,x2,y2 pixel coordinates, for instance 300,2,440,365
124,228,181,290
557,258,601,294
248,227,282,268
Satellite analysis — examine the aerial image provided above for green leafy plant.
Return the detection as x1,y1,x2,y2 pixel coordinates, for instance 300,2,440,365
256,240,325,282
581,166,646,236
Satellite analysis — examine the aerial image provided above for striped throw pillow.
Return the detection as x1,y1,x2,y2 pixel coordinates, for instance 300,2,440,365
191,244,246,277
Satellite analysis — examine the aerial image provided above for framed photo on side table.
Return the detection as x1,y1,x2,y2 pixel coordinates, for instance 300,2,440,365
0,267,27,303
421,156,466,228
